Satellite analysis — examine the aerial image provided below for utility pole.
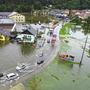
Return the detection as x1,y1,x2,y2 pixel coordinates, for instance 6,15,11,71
79,36,88,65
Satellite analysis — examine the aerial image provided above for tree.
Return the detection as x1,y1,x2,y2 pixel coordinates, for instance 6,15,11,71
70,15,82,25
82,17,90,35
0,0,90,11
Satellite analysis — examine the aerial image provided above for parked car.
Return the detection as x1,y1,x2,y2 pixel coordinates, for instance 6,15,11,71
6,73,19,80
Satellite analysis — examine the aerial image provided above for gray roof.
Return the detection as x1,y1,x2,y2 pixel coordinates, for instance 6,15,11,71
28,26,37,35
16,24,41,35
22,25,37,36
0,19,15,24
0,12,11,16
30,24,46,30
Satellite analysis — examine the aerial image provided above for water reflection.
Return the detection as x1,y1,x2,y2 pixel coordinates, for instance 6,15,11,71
0,41,9,48
20,44,35,56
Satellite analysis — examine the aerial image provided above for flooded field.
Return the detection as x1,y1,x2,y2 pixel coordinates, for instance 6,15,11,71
25,30,90,90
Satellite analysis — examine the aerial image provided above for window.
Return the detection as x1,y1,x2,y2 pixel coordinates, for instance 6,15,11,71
16,19,18,21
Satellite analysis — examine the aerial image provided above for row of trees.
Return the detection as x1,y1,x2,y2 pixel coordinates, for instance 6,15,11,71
0,0,90,12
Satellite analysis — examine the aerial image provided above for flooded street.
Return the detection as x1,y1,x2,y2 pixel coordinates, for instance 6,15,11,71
0,42,35,72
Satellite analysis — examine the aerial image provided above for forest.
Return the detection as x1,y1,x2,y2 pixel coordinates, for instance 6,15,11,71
0,0,90,12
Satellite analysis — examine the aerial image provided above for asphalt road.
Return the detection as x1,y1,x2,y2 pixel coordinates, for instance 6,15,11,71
0,23,62,90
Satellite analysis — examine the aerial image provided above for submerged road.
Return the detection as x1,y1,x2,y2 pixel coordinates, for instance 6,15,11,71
0,23,62,90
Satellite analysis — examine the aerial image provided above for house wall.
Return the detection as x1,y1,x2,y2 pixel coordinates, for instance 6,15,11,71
9,14,25,23
0,24,14,31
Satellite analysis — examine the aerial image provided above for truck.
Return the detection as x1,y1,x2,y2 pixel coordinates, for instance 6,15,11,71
51,36,56,47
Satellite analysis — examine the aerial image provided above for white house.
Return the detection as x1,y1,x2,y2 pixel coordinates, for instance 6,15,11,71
16,34,35,43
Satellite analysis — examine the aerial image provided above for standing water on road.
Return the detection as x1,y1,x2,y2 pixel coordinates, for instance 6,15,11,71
0,42,35,72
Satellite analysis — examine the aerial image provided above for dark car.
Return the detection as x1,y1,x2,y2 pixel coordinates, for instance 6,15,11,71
37,60,44,65
0,73,4,78
0,73,7,82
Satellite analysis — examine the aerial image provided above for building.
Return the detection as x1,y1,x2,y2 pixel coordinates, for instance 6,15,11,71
15,24,37,36
16,27,37,43
21,25,37,36
0,12,11,19
16,34,35,43
30,24,46,33
0,18,16,32
71,10,90,19
9,12,25,23
16,24,37,43
0,18,16,41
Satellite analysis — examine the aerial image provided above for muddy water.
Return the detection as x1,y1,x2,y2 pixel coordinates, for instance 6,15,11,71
0,42,35,72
